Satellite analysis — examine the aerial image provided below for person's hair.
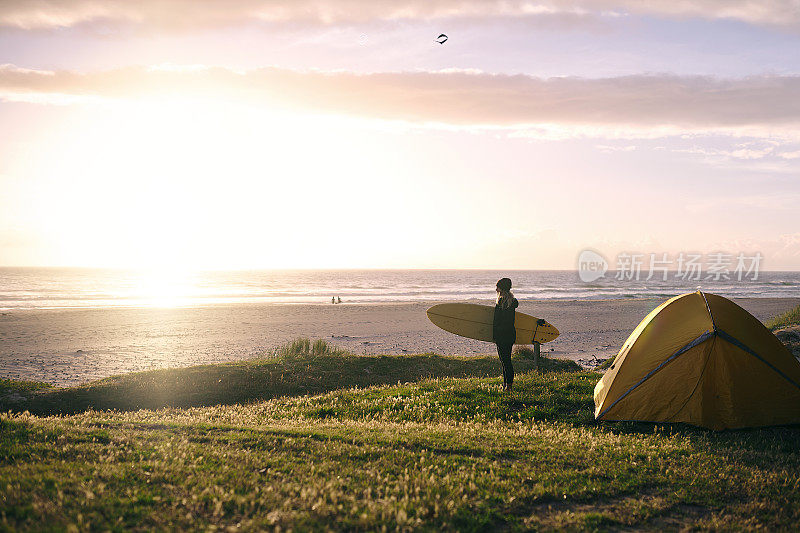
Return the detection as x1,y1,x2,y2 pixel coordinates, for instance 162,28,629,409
496,278,514,309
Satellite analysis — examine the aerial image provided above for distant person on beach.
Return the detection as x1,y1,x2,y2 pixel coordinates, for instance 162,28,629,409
332,296,336,304
493,277,518,393
337,296,342,304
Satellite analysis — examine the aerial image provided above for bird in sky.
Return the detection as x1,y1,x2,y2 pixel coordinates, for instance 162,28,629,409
435,34,448,44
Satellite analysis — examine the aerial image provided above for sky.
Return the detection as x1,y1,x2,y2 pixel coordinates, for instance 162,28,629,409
1,1,799,270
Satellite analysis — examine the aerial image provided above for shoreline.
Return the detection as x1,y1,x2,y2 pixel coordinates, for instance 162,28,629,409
1,297,798,387
0,293,798,310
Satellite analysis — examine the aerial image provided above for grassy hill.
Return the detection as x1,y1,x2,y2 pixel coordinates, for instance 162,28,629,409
0,340,576,416
3,337,800,530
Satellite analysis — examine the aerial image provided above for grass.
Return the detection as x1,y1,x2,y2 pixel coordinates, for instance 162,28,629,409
275,337,352,358
3,338,800,530
597,356,615,371
766,304,800,330
0,378,52,395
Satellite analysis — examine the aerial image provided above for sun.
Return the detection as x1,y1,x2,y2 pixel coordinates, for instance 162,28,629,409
128,267,198,308
13,95,417,269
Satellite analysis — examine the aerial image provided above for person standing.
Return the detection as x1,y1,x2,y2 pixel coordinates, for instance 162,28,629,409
493,277,518,393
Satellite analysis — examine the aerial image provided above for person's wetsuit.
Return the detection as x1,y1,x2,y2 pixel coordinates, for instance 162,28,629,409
493,297,518,391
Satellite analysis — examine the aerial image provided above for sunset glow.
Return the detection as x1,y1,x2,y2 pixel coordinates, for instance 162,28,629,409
1,1,800,269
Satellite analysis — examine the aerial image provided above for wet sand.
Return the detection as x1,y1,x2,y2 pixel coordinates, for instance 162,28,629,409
1,297,798,387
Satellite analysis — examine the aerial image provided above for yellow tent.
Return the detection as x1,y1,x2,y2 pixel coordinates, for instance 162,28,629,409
594,291,800,430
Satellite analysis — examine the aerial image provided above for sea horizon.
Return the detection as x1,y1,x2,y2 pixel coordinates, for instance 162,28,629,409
1,267,799,310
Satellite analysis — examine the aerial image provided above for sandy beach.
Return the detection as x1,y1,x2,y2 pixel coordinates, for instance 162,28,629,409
0,297,797,387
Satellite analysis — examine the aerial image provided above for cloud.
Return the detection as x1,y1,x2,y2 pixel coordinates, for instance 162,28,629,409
1,1,799,31
595,144,637,153
686,192,800,213
673,142,779,160
2,64,800,136
728,147,775,159
666,139,800,171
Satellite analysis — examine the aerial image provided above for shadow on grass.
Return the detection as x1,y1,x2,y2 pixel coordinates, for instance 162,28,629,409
595,418,800,464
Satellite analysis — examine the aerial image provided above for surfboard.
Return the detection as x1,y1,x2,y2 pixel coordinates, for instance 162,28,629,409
426,303,559,344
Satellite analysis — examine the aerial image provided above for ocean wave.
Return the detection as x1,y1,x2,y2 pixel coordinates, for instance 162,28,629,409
0,268,797,309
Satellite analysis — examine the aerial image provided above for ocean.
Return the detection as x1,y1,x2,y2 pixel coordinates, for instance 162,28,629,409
1,268,799,310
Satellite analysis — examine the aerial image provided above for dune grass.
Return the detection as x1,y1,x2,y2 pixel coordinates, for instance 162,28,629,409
766,304,800,330
274,337,352,358
3,338,800,530
596,356,615,371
